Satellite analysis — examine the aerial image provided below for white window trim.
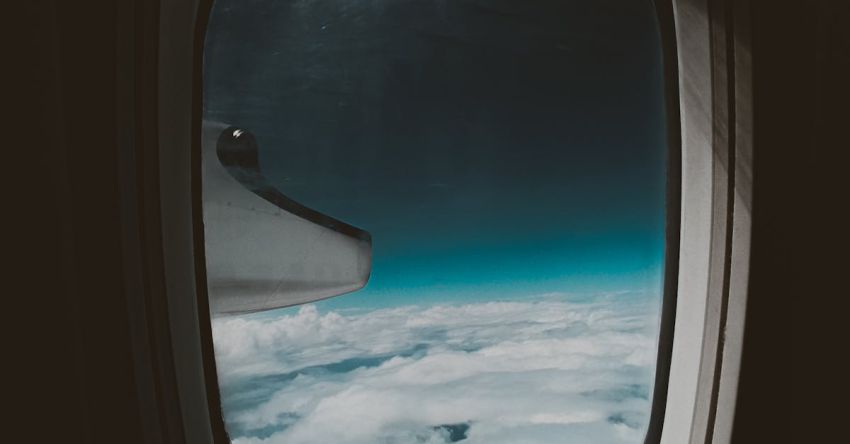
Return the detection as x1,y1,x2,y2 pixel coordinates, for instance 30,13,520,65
661,0,752,443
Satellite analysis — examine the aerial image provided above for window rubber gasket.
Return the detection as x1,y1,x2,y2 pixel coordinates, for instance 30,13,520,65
644,0,682,443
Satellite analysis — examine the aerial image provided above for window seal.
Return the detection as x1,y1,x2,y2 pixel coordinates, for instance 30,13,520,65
191,0,231,442
644,0,683,443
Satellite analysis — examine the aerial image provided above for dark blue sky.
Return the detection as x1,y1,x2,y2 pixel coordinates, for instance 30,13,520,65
204,0,668,309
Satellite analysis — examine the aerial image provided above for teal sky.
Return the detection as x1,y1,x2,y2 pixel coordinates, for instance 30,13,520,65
204,0,668,312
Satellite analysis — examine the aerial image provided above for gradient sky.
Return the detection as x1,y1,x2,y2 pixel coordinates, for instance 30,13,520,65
204,0,668,311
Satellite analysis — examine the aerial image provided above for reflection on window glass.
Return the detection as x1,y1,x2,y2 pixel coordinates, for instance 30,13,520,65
203,0,668,443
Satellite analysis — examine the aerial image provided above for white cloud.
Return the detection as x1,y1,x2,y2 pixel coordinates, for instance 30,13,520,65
212,296,660,444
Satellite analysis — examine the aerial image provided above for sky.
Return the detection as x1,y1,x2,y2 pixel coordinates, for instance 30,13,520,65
203,0,668,442
204,0,668,311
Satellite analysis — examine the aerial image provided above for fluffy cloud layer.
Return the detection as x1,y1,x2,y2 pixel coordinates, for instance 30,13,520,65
212,296,660,444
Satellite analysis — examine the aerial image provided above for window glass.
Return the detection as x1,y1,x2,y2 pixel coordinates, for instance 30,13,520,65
203,1,668,443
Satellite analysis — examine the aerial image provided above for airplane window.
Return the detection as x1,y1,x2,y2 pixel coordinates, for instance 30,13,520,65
202,0,671,443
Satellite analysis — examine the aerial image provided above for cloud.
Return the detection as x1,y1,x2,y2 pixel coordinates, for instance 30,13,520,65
212,296,660,444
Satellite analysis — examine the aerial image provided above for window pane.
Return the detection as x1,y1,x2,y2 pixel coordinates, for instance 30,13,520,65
203,1,669,443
